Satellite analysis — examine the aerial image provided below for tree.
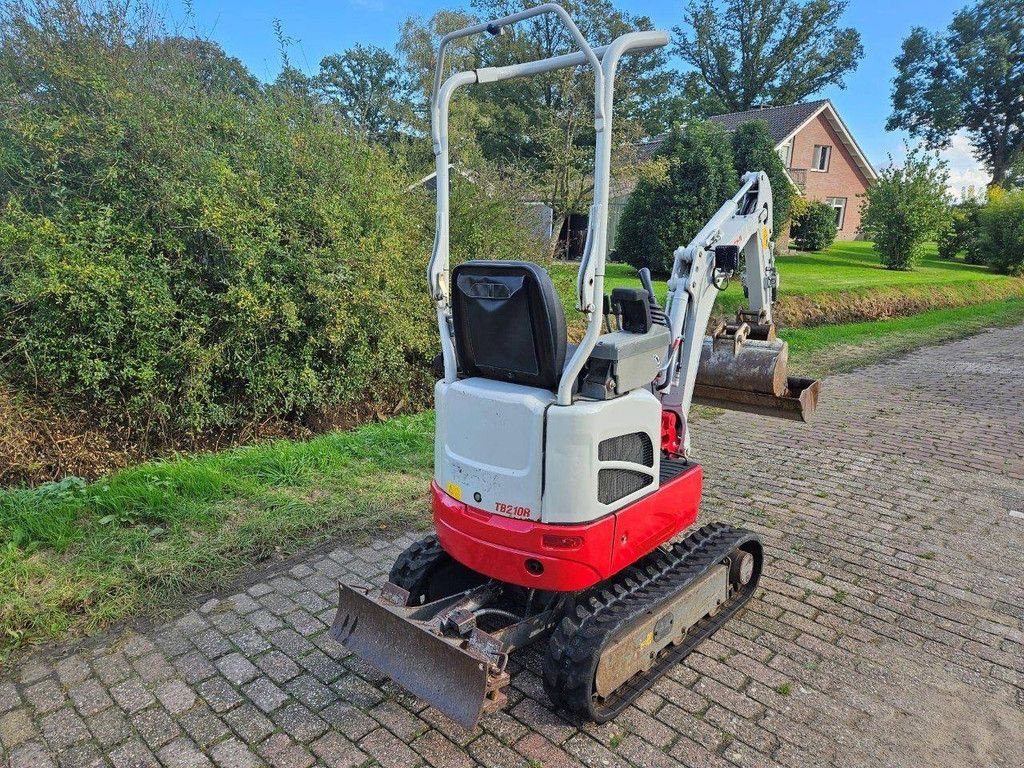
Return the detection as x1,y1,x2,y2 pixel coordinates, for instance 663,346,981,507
314,44,412,144
271,64,314,100
1007,160,1024,191
674,0,862,113
730,120,794,227
396,8,487,170
398,1,676,254
790,200,837,251
860,147,950,270
146,37,261,100
937,198,983,262
397,8,479,121
888,0,1024,188
471,0,675,234
615,122,738,274
977,188,1024,275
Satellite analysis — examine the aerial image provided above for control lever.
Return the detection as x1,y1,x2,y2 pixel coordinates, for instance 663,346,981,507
602,293,614,332
637,268,668,326
638,268,658,307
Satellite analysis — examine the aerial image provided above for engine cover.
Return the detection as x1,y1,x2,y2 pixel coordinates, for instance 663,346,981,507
434,378,553,521
542,387,661,524
435,379,662,526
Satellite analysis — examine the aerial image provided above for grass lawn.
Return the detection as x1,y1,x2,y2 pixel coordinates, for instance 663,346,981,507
785,299,1024,377
0,417,435,655
549,240,1013,323
3,296,1024,656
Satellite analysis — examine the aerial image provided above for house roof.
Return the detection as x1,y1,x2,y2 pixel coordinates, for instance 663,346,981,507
634,99,877,183
406,164,478,193
708,100,830,144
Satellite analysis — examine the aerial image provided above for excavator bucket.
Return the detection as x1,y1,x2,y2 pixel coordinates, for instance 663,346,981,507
693,330,821,421
693,375,820,422
330,584,506,730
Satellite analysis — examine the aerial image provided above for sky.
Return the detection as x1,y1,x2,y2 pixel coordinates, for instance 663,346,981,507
163,0,988,194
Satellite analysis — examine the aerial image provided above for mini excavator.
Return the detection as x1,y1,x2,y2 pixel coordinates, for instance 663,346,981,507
331,3,820,729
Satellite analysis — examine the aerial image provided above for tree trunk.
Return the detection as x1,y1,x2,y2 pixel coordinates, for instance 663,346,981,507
775,220,793,253
546,213,566,260
990,162,1007,189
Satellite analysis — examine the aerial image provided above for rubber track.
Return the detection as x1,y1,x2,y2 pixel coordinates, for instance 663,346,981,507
543,522,763,722
388,535,451,602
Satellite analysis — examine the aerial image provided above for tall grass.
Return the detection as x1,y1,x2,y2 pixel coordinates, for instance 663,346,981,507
0,412,436,654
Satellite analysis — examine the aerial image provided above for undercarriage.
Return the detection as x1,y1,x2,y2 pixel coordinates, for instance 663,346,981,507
331,520,762,728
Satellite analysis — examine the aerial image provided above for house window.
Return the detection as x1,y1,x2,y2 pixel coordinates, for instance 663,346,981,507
826,197,847,229
812,145,831,172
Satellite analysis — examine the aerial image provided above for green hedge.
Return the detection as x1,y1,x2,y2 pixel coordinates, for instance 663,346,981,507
937,199,983,262
978,189,1024,276
0,1,534,440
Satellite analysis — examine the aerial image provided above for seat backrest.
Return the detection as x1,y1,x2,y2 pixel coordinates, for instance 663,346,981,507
451,261,567,391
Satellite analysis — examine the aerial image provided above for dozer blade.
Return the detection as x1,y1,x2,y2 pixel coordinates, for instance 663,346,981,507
330,583,502,730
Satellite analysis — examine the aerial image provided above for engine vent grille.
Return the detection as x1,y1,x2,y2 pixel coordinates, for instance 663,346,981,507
596,432,655,504
598,469,652,504
598,432,654,467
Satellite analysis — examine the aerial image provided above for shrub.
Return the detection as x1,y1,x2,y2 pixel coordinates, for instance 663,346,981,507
0,0,535,441
448,172,539,266
860,146,950,270
731,120,794,229
790,201,838,251
616,122,738,274
977,188,1024,275
937,198,982,261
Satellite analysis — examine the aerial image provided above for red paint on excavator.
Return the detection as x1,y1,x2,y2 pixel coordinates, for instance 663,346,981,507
431,463,702,592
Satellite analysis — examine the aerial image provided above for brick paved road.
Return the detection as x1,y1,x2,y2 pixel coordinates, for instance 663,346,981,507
2,326,1023,768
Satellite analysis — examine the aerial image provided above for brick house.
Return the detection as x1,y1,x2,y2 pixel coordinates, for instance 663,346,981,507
609,99,877,248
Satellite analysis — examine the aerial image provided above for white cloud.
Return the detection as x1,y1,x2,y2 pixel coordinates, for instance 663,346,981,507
873,132,990,201
939,132,989,199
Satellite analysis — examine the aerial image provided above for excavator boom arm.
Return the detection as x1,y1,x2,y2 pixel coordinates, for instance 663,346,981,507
659,172,778,411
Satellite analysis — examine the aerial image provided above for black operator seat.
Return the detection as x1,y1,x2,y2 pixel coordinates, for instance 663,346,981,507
451,261,567,392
